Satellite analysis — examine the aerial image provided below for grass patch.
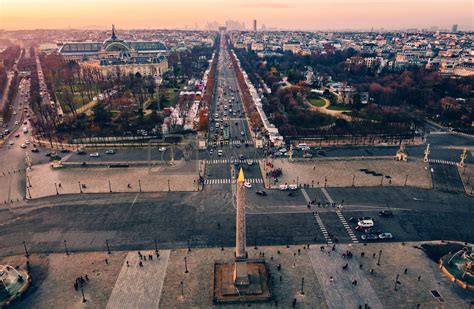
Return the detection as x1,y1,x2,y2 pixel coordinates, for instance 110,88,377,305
328,104,351,111
309,97,326,107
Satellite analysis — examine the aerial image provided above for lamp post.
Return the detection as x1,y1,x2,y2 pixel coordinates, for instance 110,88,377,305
26,186,32,199
168,179,170,191
184,256,189,273
81,287,87,302
300,277,305,295
109,180,112,193
64,240,69,255
180,281,184,299
78,181,82,193
23,241,29,258
106,239,111,254
377,250,382,266
54,182,59,195
27,175,32,187
352,175,355,187
404,175,408,187
138,179,142,193
154,237,158,252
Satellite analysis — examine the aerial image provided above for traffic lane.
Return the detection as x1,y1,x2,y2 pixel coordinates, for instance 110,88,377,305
66,148,190,163
430,163,465,193
426,133,474,147
323,186,474,214
246,188,307,209
345,210,474,244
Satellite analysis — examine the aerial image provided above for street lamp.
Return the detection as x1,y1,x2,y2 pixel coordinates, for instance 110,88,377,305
138,179,142,193
300,277,305,295
106,239,111,254
78,181,82,193
109,180,112,193
64,240,69,255
377,250,382,266
184,256,189,273
23,241,29,258
54,182,59,195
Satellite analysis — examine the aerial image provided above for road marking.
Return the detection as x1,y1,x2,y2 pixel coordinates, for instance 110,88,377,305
321,188,334,203
428,159,459,166
204,178,263,185
312,212,333,245
128,193,140,211
301,188,311,203
336,210,359,244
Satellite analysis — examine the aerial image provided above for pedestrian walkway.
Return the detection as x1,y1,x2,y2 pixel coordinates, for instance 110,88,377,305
312,212,333,245
230,140,252,145
205,158,255,165
106,250,170,309
336,210,359,244
428,159,459,166
308,245,383,309
204,178,263,185
321,188,334,203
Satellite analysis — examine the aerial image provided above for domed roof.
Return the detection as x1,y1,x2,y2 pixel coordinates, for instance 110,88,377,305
103,25,130,51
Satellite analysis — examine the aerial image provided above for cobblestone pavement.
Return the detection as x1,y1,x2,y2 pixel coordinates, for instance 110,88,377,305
106,250,170,309
261,158,432,189
26,164,199,199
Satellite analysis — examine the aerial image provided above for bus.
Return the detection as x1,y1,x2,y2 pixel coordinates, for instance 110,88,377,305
223,127,230,144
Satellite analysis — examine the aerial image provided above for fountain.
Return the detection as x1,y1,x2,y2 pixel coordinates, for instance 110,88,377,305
0,264,31,307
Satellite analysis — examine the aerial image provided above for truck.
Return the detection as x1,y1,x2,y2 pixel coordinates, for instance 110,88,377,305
223,127,230,144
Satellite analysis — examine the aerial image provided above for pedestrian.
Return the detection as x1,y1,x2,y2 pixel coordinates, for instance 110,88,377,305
404,268,408,274
144,255,147,261
279,275,282,282
85,275,89,281
139,261,143,267
298,249,301,255
292,298,297,307
275,300,278,307
105,258,108,264
330,276,334,283
370,269,374,274
361,252,365,257
74,282,78,291
359,264,363,269
332,244,336,251
126,260,129,267
373,253,376,258
417,275,421,281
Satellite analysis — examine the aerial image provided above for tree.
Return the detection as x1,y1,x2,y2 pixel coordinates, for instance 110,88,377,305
92,103,112,126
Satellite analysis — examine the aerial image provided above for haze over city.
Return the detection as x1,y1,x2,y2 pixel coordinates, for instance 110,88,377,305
0,0,473,308
0,0,472,31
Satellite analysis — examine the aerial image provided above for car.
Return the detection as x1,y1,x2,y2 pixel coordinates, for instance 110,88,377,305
240,131,245,136
235,122,238,126
358,216,374,222
105,149,115,154
379,210,393,217
218,150,223,156
158,147,166,152
256,190,267,196
89,152,100,157
25,140,30,145
289,184,298,190
364,228,381,235
378,233,393,240
9,141,14,145
31,148,39,153
247,160,253,166
14,133,20,138
60,148,70,153
23,121,27,125
14,121,19,125
13,111,17,115
279,184,289,190
76,149,86,155
244,182,252,189
361,234,379,241
357,219,374,228
20,144,27,148
302,153,313,158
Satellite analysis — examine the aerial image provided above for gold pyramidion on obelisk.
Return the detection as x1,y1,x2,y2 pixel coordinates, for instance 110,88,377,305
234,167,249,285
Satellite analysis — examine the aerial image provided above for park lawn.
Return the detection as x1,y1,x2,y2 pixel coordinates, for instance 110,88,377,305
309,97,326,107
328,104,351,111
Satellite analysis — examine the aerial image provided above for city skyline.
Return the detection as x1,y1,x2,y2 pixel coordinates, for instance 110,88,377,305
0,0,472,31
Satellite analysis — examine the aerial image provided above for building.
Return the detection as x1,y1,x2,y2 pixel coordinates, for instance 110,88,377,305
452,24,458,33
253,20,257,32
59,25,168,78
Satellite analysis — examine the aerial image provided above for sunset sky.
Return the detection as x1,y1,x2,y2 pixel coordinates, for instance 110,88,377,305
0,0,472,31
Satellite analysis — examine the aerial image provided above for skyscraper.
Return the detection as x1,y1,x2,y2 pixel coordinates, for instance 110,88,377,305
253,19,257,32
452,24,458,33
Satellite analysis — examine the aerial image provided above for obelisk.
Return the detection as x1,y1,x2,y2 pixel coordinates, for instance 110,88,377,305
234,167,249,285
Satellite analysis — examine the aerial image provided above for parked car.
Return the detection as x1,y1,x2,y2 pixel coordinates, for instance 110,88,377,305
105,149,115,154
361,234,379,241
289,184,298,190
256,190,267,196
378,233,393,240
31,148,39,153
357,219,374,228
279,184,289,191
89,152,100,157
244,182,252,189
20,144,27,148
158,147,166,152
364,228,381,235
76,149,86,155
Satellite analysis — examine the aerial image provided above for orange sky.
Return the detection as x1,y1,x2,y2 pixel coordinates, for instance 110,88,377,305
0,0,472,30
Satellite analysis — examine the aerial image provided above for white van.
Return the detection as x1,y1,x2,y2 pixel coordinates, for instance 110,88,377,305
298,143,310,150
22,127,28,133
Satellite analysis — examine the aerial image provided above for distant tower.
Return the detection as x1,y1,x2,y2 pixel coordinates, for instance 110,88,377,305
452,24,458,33
234,168,249,285
111,24,117,40
253,19,257,32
